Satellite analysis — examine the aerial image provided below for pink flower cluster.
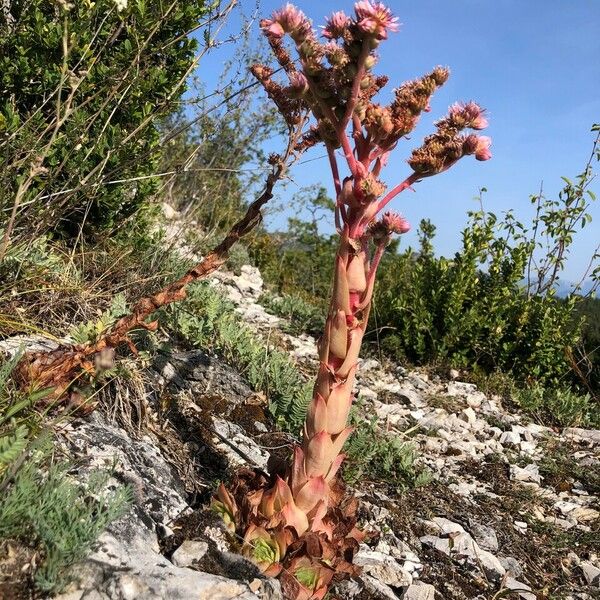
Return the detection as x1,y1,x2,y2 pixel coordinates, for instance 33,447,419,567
354,1,400,39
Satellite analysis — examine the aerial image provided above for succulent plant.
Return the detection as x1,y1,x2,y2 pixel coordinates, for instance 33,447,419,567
215,3,490,597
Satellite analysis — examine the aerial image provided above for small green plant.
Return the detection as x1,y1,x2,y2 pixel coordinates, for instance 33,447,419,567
260,291,325,336
69,293,129,344
0,354,130,593
0,351,51,477
344,408,431,491
164,282,312,431
513,384,599,428
0,456,131,593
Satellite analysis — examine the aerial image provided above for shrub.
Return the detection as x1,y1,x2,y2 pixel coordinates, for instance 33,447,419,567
0,0,210,245
373,179,596,388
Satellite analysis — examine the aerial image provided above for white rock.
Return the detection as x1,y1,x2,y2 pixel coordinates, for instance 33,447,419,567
161,202,179,220
403,581,436,599
449,480,478,497
544,516,575,530
446,381,478,396
500,556,523,577
211,417,270,470
504,576,536,600
563,428,600,445
525,422,548,437
354,549,413,587
580,561,600,586
514,520,528,532
0,334,61,358
555,500,580,515
171,540,209,568
519,441,538,455
359,358,381,372
468,521,499,553
420,531,505,581
396,387,426,407
359,387,379,402
465,394,485,409
510,463,541,484
499,431,521,446
437,428,453,442
489,427,503,439
359,575,399,599
572,507,599,522
429,517,465,535
63,528,259,600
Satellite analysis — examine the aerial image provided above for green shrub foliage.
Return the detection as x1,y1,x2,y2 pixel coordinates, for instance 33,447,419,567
0,0,208,238
374,211,582,385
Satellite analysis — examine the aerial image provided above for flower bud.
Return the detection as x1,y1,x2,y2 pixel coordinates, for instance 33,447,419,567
322,11,350,39
287,72,309,98
475,136,492,161
364,55,377,70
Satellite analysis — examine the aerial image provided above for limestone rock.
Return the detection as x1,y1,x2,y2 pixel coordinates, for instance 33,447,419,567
171,540,209,568
403,582,436,600
354,548,413,587
580,562,600,586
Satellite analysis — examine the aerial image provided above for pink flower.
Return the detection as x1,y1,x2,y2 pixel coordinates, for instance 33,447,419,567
354,1,400,40
475,136,492,161
449,101,488,130
382,211,410,234
322,11,350,39
260,18,284,39
462,134,479,155
262,4,310,41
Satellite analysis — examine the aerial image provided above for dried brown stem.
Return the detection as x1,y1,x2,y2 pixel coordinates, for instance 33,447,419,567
15,119,307,403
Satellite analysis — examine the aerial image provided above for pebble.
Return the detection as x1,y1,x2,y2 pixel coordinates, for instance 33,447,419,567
499,431,521,446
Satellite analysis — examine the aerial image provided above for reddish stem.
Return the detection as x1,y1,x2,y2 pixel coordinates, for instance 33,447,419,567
341,40,370,130
327,144,342,196
358,241,387,310
377,172,419,213
338,128,358,175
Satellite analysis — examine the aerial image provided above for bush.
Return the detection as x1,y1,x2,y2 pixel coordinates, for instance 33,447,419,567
372,125,600,391
0,0,210,243
373,211,583,386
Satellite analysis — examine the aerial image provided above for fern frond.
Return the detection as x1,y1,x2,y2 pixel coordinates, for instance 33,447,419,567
0,424,28,471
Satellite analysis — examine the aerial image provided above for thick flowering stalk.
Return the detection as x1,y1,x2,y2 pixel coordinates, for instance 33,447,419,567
217,3,491,596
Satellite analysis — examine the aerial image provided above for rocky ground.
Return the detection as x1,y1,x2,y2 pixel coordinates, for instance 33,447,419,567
2,263,599,600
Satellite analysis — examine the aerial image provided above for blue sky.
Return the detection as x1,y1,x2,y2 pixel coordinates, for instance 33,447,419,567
197,1,600,281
